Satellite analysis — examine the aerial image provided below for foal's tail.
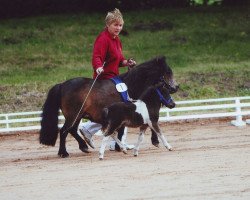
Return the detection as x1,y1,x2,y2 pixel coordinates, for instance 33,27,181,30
101,107,109,130
39,84,61,146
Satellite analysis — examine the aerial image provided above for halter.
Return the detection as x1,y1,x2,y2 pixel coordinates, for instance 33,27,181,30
159,76,170,88
156,88,173,107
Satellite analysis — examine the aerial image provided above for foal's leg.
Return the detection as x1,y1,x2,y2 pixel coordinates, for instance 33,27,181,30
149,122,172,151
99,135,111,160
111,131,127,154
151,129,160,147
115,126,125,151
133,126,147,157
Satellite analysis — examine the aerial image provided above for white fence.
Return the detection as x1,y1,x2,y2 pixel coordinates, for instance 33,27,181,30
0,96,250,134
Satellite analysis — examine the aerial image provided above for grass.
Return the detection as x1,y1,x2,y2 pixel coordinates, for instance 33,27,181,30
0,7,249,113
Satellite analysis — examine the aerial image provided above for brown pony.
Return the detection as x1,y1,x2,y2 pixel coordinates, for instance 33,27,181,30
39,56,178,157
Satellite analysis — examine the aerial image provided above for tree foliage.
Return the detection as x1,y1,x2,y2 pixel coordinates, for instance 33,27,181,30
0,0,249,19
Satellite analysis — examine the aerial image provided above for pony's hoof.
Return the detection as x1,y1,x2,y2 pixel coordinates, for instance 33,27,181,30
99,157,103,161
168,147,173,151
80,147,90,153
58,152,69,158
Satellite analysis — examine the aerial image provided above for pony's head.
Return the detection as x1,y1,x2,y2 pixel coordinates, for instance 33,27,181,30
155,56,179,94
121,56,178,99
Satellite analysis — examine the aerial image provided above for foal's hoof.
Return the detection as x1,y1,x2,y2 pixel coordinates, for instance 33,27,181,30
168,147,173,151
80,147,90,153
122,149,128,154
99,153,104,160
133,150,138,157
115,144,121,152
152,142,160,148
133,153,138,157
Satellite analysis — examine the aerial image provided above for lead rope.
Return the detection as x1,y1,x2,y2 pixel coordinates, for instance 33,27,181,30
63,64,104,135
70,73,100,128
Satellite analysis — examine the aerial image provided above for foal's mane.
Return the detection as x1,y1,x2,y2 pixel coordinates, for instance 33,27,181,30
119,56,172,99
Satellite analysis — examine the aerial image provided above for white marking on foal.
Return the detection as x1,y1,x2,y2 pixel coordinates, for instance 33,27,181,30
99,136,110,160
134,100,150,124
133,130,145,157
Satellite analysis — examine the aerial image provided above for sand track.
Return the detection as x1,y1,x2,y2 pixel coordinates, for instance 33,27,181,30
0,119,250,200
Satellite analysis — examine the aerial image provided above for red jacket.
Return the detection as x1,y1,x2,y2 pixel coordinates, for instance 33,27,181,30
92,29,125,79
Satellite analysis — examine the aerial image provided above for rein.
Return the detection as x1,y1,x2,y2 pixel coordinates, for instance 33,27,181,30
156,88,172,107
62,73,101,135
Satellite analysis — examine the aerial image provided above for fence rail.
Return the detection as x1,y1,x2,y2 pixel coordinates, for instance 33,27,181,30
0,96,250,134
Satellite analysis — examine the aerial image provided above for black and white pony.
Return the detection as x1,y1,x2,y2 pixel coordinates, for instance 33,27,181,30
99,82,175,160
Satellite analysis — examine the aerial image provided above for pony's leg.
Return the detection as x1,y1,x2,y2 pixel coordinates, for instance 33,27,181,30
111,132,127,154
133,126,147,157
151,129,160,147
69,121,89,153
99,135,111,160
115,126,125,151
58,123,70,158
149,122,172,151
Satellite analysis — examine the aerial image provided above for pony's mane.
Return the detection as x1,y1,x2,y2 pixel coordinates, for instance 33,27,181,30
119,56,173,99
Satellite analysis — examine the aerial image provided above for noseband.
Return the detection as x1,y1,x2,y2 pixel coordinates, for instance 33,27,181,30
156,88,173,107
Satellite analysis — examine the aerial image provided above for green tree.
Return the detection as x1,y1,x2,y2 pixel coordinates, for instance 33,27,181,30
191,0,222,5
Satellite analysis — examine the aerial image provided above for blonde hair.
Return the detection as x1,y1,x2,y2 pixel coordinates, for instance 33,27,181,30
105,8,124,26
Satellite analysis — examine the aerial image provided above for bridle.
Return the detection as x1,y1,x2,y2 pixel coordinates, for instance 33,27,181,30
156,88,173,106
156,76,174,106
159,76,171,88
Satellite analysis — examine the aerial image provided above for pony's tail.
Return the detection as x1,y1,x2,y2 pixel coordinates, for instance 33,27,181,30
39,84,61,146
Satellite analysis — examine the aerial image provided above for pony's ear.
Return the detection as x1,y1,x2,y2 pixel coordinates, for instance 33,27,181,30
155,56,169,73
156,56,166,64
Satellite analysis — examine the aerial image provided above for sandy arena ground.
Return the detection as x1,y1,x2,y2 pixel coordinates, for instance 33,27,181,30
0,119,250,200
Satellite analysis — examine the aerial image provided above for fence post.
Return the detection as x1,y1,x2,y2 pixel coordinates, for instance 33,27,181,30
6,115,10,131
166,109,170,121
231,98,246,126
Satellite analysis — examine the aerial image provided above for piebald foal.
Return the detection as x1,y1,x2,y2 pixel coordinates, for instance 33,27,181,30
99,83,175,160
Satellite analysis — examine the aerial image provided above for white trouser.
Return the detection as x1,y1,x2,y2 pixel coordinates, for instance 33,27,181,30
81,121,102,136
81,121,128,143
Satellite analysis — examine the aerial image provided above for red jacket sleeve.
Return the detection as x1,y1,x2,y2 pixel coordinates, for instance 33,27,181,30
92,36,108,70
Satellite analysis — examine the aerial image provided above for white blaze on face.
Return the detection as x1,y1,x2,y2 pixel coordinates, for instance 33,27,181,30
134,100,150,124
